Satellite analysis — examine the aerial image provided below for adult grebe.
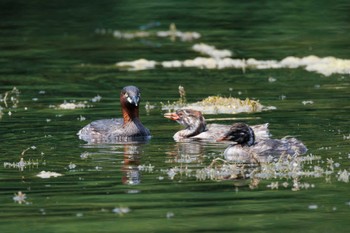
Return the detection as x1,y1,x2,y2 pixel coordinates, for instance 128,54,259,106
78,86,150,143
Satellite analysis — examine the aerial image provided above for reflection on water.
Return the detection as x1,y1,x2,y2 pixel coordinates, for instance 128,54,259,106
81,142,149,185
166,141,205,162
122,144,142,185
162,141,349,191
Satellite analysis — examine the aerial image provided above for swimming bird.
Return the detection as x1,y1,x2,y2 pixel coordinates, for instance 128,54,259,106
78,86,150,143
219,123,308,163
164,109,269,142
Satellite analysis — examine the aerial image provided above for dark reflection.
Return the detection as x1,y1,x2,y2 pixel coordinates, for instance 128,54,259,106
80,141,148,185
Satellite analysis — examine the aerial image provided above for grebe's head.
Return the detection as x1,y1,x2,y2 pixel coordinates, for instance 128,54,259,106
218,122,255,146
164,109,206,129
120,86,141,107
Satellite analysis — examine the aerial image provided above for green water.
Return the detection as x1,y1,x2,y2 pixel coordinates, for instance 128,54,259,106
1,1,350,232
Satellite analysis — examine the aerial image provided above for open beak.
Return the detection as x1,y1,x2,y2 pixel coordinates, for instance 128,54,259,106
164,112,180,121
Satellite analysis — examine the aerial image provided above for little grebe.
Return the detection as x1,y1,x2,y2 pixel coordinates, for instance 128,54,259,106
78,86,151,143
219,123,308,163
164,109,269,142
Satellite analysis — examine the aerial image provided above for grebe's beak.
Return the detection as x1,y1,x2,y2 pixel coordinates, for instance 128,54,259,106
164,112,180,121
126,95,140,106
132,96,140,106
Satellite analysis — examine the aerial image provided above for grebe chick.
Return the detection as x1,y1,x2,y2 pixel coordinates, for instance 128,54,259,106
78,86,150,143
164,109,269,142
219,124,308,163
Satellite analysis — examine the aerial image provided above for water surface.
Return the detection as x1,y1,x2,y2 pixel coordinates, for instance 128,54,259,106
1,1,350,232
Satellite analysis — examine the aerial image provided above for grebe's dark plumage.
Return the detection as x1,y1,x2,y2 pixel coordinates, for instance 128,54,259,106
78,86,150,143
164,109,269,142
217,123,255,146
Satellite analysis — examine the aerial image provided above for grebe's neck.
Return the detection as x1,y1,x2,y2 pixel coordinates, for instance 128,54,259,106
120,94,140,125
122,106,139,124
179,116,206,138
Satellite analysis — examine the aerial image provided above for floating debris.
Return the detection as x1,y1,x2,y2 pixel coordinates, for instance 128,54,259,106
0,87,20,108
50,98,96,110
138,164,155,173
118,55,350,76
97,23,200,42
163,95,274,114
50,95,101,110
267,182,279,190
68,162,77,170
77,115,86,121
36,171,63,178
192,43,232,59
114,37,350,76
112,207,131,216
302,100,314,105
76,213,84,218
116,58,157,71
4,158,40,171
166,212,175,219
91,95,102,103
184,96,274,114
268,77,277,82
58,101,89,110
160,149,350,191
4,146,40,171
145,101,156,114
0,87,20,119
287,56,350,76
112,30,150,40
161,86,275,114
338,169,349,183
167,167,179,180
13,191,27,204
80,152,90,159
157,23,201,42
308,204,318,210
161,60,182,68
